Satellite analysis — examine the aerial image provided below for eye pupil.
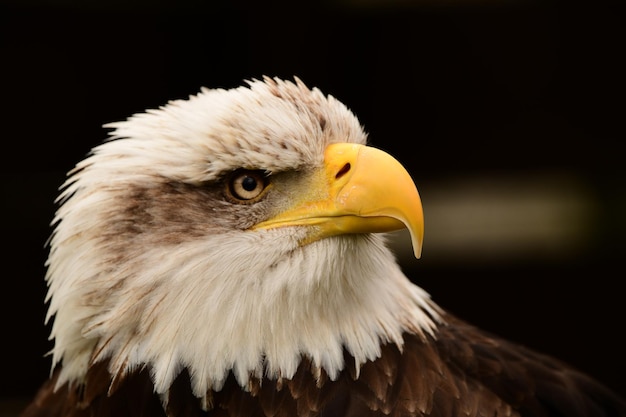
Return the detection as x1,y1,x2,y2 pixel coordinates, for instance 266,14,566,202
242,176,257,191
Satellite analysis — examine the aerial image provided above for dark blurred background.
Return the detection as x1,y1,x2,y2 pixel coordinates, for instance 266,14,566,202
1,0,624,414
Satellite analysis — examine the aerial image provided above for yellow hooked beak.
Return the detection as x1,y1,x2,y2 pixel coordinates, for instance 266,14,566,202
252,143,424,258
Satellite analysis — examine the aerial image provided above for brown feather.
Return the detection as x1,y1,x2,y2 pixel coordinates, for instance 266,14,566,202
21,315,626,417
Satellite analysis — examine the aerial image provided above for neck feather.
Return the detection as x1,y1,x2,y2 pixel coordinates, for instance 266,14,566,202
47,231,441,398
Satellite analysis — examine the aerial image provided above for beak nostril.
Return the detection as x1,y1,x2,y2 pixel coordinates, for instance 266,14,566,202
336,163,351,180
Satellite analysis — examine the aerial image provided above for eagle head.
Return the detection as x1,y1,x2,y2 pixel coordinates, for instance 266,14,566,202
44,77,438,400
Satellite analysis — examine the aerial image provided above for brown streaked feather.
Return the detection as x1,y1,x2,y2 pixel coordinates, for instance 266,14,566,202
257,377,291,417
432,313,626,417
19,370,81,417
20,364,165,417
20,317,626,417
164,369,205,417
215,375,261,417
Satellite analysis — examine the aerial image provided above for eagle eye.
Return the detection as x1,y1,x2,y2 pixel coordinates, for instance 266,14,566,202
227,170,269,202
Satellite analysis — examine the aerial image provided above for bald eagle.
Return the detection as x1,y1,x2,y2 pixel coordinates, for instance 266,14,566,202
21,77,625,417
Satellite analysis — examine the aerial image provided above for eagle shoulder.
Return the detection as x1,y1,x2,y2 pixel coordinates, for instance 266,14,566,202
431,313,626,417
21,318,626,417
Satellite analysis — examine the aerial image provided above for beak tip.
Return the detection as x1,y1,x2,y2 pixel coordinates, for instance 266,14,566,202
410,233,423,260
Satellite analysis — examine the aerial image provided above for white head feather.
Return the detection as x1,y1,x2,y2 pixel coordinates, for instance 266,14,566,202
45,77,441,399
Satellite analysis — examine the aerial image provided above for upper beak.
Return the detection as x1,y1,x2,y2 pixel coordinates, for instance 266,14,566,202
251,143,424,258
